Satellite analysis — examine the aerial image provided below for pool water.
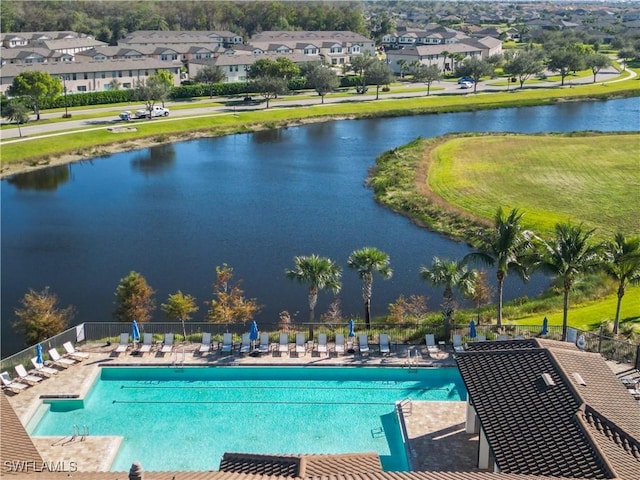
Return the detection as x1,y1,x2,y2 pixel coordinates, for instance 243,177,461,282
30,366,465,471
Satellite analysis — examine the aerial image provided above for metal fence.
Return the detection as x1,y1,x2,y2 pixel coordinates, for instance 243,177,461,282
2,321,638,373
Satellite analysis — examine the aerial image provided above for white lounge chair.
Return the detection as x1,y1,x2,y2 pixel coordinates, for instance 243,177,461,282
49,348,76,367
453,334,465,353
295,333,306,355
240,333,251,354
221,333,233,354
15,364,42,385
161,333,174,354
198,333,212,354
476,335,487,342
140,333,154,354
334,334,345,355
258,333,270,354
1,371,29,393
425,334,440,354
114,333,129,353
278,333,289,354
379,334,391,355
358,334,370,355
31,357,58,377
316,333,328,355
63,341,90,360
497,334,509,341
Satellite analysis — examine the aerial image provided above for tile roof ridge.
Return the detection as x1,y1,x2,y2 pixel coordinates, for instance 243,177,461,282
582,404,640,459
573,404,620,478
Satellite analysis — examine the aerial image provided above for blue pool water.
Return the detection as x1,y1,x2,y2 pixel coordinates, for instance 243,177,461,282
30,367,465,471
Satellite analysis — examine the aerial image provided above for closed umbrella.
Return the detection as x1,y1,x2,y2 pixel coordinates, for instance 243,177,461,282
249,321,259,350
469,320,477,339
541,317,549,336
131,320,141,344
348,319,356,353
35,344,44,365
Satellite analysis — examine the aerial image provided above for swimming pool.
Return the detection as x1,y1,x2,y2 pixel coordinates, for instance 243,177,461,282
30,366,465,471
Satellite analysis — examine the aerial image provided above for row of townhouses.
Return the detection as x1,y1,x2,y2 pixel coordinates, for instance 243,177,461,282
0,26,502,95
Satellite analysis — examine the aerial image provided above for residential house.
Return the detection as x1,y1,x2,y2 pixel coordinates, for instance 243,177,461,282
120,30,243,48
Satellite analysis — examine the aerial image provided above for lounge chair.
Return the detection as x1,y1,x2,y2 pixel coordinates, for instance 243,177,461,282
161,333,174,354
221,333,233,354
31,357,58,377
334,334,345,355
316,333,328,356
63,341,90,360
15,364,42,385
0,371,29,393
497,334,509,341
49,348,77,367
358,334,370,355
278,333,289,354
140,333,154,354
198,333,212,354
240,333,251,354
453,334,465,353
379,334,391,355
425,334,440,354
114,333,129,353
476,335,487,342
258,333,270,354
295,333,306,355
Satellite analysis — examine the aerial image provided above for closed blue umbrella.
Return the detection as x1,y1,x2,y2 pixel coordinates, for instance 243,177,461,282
541,317,549,336
469,320,477,339
35,344,44,365
348,319,355,339
131,320,140,343
249,321,259,341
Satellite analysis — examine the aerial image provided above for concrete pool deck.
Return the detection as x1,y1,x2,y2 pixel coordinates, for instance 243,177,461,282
4,341,479,473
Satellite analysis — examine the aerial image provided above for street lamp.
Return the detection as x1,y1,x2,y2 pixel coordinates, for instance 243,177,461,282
61,75,70,118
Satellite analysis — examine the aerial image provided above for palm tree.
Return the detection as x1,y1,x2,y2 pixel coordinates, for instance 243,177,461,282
285,255,342,323
537,223,601,341
464,207,533,327
420,257,478,339
601,233,640,334
347,247,392,328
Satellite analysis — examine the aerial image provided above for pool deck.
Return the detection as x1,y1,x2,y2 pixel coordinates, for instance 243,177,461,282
4,341,479,473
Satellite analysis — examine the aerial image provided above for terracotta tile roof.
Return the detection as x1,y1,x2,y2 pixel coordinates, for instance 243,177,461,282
456,340,640,479
1,393,43,475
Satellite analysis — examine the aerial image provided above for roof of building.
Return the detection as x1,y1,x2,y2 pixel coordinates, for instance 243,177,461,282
0,394,43,467
457,339,640,479
250,31,372,44
1,58,180,78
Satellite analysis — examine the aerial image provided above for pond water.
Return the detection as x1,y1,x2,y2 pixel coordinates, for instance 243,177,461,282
2,97,639,355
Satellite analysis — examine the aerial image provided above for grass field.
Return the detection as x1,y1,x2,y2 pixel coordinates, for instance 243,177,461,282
428,133,640,238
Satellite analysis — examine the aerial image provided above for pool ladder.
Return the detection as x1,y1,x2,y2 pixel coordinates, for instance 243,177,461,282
173,347,186,367
398,398,413,416
405,348,419,371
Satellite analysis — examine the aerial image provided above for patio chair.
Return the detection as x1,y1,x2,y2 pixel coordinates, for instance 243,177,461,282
358,334,370,355
114,333,129,353
63,341,90,360
49,348,77,367
334,334,346,355
452,334,465,353
316,333,328,356
161,333,174,354
0,371,29,393
425,334,440,354
198,333,212,354
497,334,509,341
475,335,487,342
278,333,289,354
379,334,391,355
295,333,306,356
221,333,234,355
258,333,270,355
15,364,42,385
240,333,252,354
31,357,58,377
140,333,154,354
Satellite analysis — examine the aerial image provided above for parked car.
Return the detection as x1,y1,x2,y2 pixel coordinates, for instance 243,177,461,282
134,105,170,119
460,81,474,89
119,111,134,121
457,76,474,84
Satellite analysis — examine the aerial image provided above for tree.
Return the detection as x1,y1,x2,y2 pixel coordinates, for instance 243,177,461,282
503,49,544,89
14,287,75,345
463,270,493,324
464,208,533,327
193,65,226,98
350,53,376,91
134,73,171,117
420,257,478,340
149,69,173,107
387,295,428,324
8,71,62,120
617,47,636,71
601,233,640,334
546,47,585,86
306,64,339,104
113,271,156,323
286,254,342,323
347,247,392,328
456,57,494,93
161,291,199,341
248,57,300,80
207,264,261,325
364,60,394,99
536,223,601,341
251,76,288,108
397,59,409,79
412,63,442,96
585,53,611,83
2,98,30,137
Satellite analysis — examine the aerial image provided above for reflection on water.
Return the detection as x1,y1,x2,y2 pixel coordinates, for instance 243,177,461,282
7,164,70,191
130,144,176,175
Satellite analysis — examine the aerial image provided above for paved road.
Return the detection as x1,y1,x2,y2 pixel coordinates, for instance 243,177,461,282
0,66,628,142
